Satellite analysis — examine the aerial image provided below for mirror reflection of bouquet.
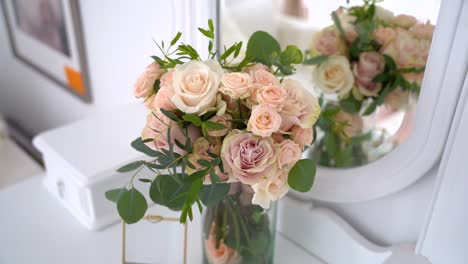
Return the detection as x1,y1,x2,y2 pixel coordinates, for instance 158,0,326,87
305,0,435,167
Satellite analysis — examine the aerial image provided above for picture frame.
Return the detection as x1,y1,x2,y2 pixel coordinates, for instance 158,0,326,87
1,0,92,103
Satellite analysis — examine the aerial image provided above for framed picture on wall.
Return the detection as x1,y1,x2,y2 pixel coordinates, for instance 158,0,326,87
1,0,92,103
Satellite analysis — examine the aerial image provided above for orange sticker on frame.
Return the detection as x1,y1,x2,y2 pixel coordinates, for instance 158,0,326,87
64,66,86,95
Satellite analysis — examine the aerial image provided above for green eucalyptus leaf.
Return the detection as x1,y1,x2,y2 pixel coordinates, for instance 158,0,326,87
199,183,230,207
131,137,161,157
105,188,126,203
183,169,208,183
204,121,226,130
182,114,203,126
246,31,281,66
303,55,329,65
288,159,317,192
116,160,143,173
150,174,188,211
117,188,148,224
280,45,303,65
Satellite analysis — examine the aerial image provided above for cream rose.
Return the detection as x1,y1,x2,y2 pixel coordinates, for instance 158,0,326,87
133,62,165,98
312,55,354,97
171,60,224,115
219,72,252,99
394,14,417,29
247,105,282,137
256,85,287,111
252,170,288,209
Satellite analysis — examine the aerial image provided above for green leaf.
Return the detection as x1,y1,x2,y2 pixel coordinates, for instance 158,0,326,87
150,174,189,211
373,73,390,83
246,31,281,66
303,55,329,65
138,178,152,183
198,27,214,39
131,137,161,157
117,160,143,173
117,188,148,224
183,169,208,183
331,11,346,40
182,114,203,126
321,107,340,117
197,159,211,167
199,183,230,207
159,108,180,122
153,79,161,94
105,188,126,203
219,44,238,61
280,45,303,65
209,169,221,184
339,95,363,114
288,159,317,192
170,32,182,46
204,121,227,130
208,19,214,32
383,54,397,72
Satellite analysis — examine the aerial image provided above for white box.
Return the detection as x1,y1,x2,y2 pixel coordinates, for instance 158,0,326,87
33,103,152,230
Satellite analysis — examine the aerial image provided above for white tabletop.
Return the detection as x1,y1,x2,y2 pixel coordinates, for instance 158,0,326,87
0,176,322,264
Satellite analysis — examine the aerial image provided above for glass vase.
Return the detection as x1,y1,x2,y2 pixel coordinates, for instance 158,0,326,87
202,183,277,264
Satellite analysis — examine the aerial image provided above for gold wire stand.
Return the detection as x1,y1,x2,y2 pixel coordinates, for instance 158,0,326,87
121,215,188,264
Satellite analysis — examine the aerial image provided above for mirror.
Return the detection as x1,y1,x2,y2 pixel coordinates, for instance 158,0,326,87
219,0,440,168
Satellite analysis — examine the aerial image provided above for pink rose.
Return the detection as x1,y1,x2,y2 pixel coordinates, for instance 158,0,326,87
277,140,302,169
394,14,417,29
280,79,321,131
334,111,363,138
312,27,344,55
271,133,286,144
204,225,241,264
219,72,252,99
153,86,176,111
374,27,397,46
145,94,155,109
207,114,232,137
221,130,278,184
290,126,313,150
160,69,174,88
133,62,165,98
256,85,287,111
252,170,288,209
353,52,385,96
247,105,282,137
381,28,429,68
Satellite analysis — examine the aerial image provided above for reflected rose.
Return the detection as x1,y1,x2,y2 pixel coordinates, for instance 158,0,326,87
334,110,364,138
204,225,241,264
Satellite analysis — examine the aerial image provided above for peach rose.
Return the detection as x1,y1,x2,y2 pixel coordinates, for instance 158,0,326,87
153,86,176,111
394,14,417,29
247,105,282,137
256,85,287,111
374,27,397,46
133,62,165,98
142,111,201,155
207,114,232,137
145,94,156,109
277,140,302,169
252,170,288,209
381,28,429,68
250,69,278,86
171,60,224,115
204,225,241,264
219,72,252,99
353,52,385,97
242,63,268,74
334,110,363,138
312,55,354,97
280,79,321,130
221,130,278,184
290,126,314,150
409,21,435,40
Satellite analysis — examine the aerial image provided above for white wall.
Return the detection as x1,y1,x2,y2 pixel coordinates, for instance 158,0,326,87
0,1,181,134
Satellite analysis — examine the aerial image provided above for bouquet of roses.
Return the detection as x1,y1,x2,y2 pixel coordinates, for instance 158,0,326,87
304,0,435,167
306,0,434,113
106,19,321,229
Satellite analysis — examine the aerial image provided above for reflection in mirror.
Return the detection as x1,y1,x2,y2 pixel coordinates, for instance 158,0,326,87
219,0,440,168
